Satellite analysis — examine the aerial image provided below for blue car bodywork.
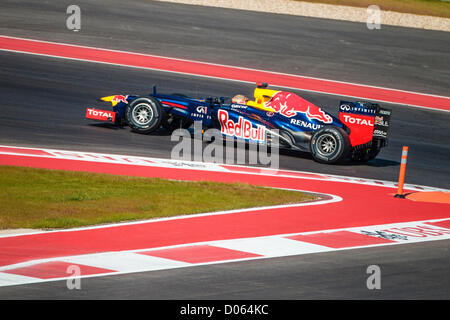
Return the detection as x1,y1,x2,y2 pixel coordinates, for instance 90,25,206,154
86,84,391,164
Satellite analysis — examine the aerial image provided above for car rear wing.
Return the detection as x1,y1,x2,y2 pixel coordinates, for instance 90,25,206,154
373,106,392,140
339,101,391,147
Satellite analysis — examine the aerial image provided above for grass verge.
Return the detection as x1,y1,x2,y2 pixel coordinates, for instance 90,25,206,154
297,0,450,18
0,166,317,230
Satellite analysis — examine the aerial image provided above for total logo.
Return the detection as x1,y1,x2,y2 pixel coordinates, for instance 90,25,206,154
342,114,374,126
87,109,114,118
218,110,266,143
86,108,116,122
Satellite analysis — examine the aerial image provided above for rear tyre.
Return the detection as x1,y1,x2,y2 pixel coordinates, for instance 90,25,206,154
310,126,350,164
126,97,164,134
367,146,381,161
352,146,381,162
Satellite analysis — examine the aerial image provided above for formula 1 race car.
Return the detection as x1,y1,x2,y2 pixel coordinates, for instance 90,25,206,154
85,83,391,164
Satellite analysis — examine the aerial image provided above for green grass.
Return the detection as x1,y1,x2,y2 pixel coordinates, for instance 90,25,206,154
297,0,450,18
0,166,317,230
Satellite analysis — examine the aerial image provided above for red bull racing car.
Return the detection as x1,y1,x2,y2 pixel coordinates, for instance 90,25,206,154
85,83,391,164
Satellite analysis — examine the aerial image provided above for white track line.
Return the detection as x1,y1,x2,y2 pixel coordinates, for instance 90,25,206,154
0,218,448,288
1,35,449,112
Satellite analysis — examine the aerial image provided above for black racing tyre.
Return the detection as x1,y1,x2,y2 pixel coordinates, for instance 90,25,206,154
126,97,164,134
310,126,351,164
367,146,381,161
352,146,381,162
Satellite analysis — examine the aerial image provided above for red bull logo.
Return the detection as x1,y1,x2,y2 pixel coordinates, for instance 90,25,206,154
264,91,333,124
101,95,129,106
218,110,266,143
112,95,129,104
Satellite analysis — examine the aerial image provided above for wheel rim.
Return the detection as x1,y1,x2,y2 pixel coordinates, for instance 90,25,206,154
316,133,337,156
132,103,154,126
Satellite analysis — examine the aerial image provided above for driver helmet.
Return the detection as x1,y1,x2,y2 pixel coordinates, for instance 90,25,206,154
232,94,249,105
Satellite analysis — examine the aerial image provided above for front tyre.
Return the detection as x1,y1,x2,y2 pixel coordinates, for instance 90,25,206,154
310,126,350,164
126,97,164,134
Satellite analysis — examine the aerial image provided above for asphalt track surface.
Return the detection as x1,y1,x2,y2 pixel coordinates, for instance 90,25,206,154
0,241,449,300
1,0,449,96
1,52,449,189
0,0,449,299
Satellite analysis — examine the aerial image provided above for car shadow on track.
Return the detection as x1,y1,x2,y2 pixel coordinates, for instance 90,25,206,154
86,124,170,136
280,149,399,168
87,123,125,130
84,124,399,168
364,158,399,167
